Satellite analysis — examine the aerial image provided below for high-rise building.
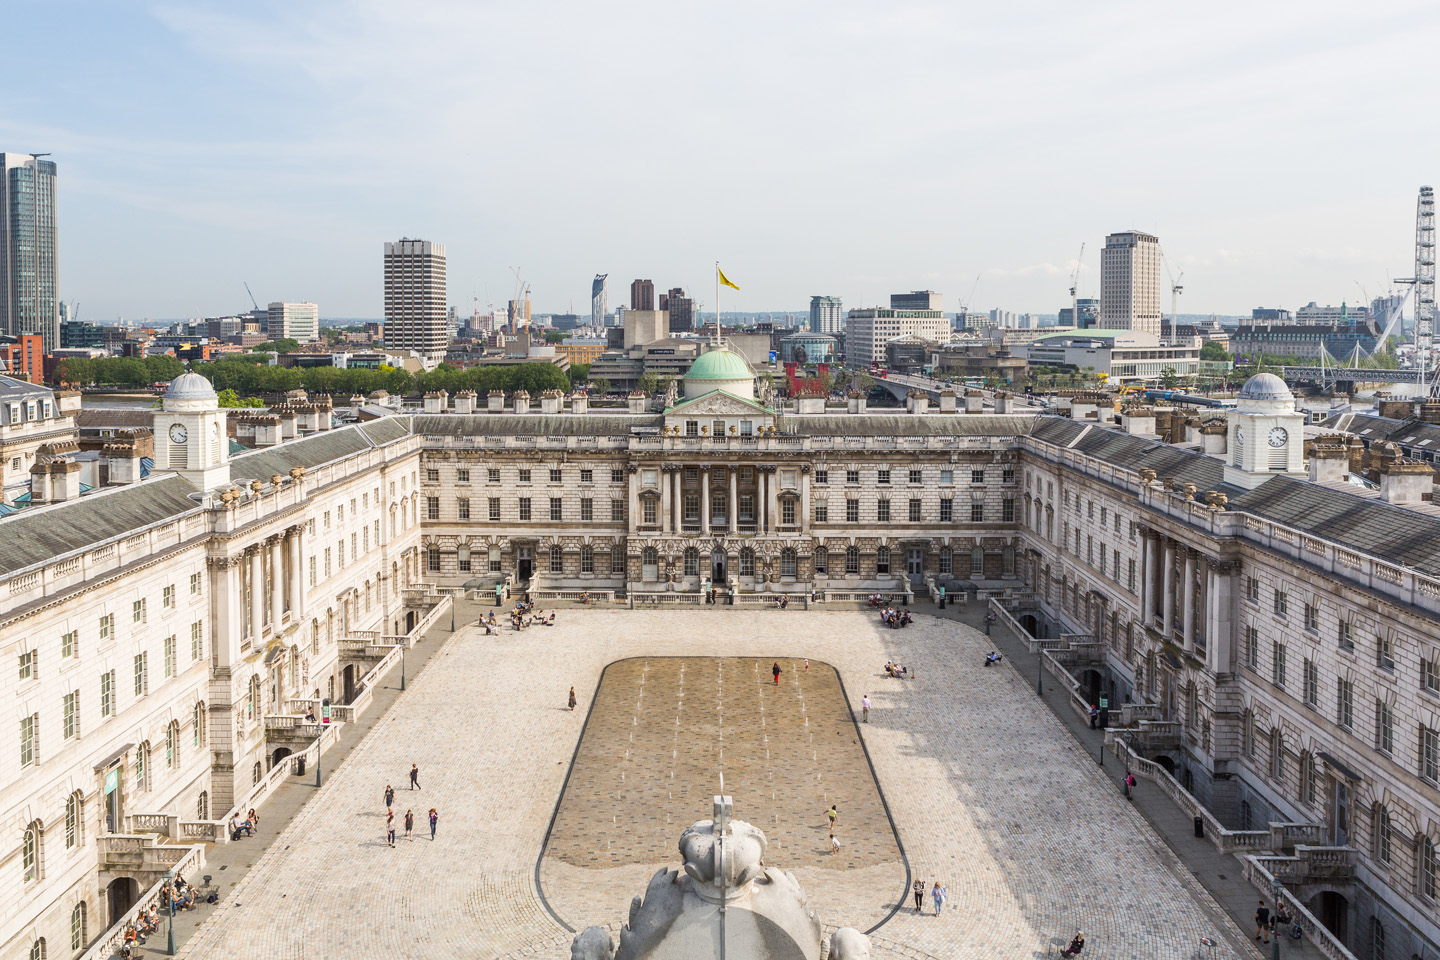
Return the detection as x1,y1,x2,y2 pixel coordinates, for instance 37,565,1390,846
663,287,695,332
507,297,531,332
383,240,448,364
809,296,843,334
631,279,655,311
1098,231,1162,337
265,302,320,343
0,153,59,351
592,274,608,328
1058,298,1100,328
890,290,943,311
845,307,951,366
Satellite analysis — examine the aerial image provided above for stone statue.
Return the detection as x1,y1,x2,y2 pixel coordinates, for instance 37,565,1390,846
571,926,616,960
828,929,872,960
758,377,775,408
664,378,679,408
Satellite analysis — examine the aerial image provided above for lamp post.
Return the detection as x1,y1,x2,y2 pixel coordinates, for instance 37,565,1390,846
1271,876,1283,960
164,866,176,955
400,644,406,691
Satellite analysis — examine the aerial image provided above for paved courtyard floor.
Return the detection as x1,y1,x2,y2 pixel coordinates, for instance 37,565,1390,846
176,609,1248,960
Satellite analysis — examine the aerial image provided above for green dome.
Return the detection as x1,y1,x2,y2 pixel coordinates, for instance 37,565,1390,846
686,349,753,380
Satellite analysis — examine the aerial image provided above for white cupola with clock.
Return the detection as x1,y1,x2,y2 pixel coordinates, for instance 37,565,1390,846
1223,372,1306,489
155,371,231,490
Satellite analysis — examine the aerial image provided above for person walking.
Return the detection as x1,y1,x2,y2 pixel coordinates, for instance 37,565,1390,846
931,881,947,916
428,808,438,840
1255,900,1271,943
861,694,871,723
1088,704,1099,729
826,805,838,834
912,879,925,912
772,662,782,685
386,811,396,848
404,809,415,841
384,784,395,811
568,687,577,711
830,834,841,854
410,764,421,790
803,658,809,671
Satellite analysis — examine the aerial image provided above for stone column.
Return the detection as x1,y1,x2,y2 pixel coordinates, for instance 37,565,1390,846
628,465,640,535
1139,532,1154,625
211,557,240,667
1205,559,1237,673
671,467,681,533
1181,547,1196,651
248,546,264,642
767,467,780,533
1161,538,1176,637
701,466,711,535
660,466,672,532
269,535,284,627
288,527,305,618
729,469,738,534
800,466,811,535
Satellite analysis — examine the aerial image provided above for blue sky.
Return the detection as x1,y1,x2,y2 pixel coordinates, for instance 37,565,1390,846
5,0,1440,321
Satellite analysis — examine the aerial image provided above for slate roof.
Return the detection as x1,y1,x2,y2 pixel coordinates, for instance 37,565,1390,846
229,422,408,480
784,414,1039,437
0,475,201,575
412,414,664,437
77,409,156,431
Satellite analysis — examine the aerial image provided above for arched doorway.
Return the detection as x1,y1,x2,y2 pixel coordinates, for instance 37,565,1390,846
1313,891,1349,943
517,546,533,582
107,877,138,927
342,665,357,704
1154,756,1176,776
711,549,727,584
405,610,416,632
1079,669,1104,705
1019,614,1039,637
271,747,292,770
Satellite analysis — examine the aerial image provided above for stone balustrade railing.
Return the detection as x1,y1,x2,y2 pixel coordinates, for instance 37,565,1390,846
79,843,205,960
1241,856,1358,960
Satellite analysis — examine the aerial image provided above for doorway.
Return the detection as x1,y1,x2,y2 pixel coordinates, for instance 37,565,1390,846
271,747,292,770
1333,780,1350,846
711,551,727,584
107,878,138,927
103,765,121,834
342,664,356,704
517,546,533,582
1315,891,1349,943
906,548,924,581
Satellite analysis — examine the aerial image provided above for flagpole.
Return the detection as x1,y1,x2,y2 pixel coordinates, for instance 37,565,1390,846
715,261,721,347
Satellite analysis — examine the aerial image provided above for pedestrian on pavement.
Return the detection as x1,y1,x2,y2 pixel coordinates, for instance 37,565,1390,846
1088,704,1099,729
931,882,947,915
772,662,782,685
428,808,438,840
861,695,871,723
830,834,841,854
826,805,838,834
404,809,414,840
410,764,421,790
1123,772,1135,800
912,879,925,912
1255,900,1271,943
568,687,577,711
803,658,809,671
386,818,396,848
384,784,395,810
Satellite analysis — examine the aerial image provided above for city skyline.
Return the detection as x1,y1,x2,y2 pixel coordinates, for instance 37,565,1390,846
2,3,1437,321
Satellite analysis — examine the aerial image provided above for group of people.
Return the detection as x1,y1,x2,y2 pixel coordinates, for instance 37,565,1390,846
884,661,910,679
121,874,206,956
228,807,259,840
878,607,912,628
910,879,949,915
383,768,439,846
866,594,901,608
1255,900,1299,944
509,602,556,631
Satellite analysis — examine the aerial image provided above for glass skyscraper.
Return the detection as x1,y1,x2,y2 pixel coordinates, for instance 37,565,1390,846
0,154,59,351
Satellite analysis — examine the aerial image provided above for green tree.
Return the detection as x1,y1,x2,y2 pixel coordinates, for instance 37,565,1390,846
144,355,185,383
255,338,300,353
216,389,265,408
544,331,571,344
55,357,93,385
567,362,591,387
1199,341,1230,361
637,372,659,395
589,377,612,397
1160,366,1179,389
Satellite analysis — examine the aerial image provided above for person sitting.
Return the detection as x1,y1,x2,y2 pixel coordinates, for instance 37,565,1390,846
1062,931,1085,955
304,709,316,722
984,651,1002,667
123,925,138,945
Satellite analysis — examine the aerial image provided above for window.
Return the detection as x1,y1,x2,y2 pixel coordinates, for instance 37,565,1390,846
782,501,796,525
164,636,176,678
1273,588,1287,618
970,502,984,522
1377,635,1395,670
1423,838,1439,901
1002,468,1014,484
780,549,797,578
1376,699,1394,753
457,468,470,483
939,548,951,574
194,702,205,747
934,497,952,522
162,585,175,609
22,823,38,882
548,468,563,483
580,498,593,522
65,794,79,849
166,720,179,768
1338,679,1354,728
683,548,699,577
877,469,890,485
1271,641,1286,687
18,650,35,681
1302,752,1318,804
550,547,564,574
611,468,625,483
135,743,148,791
1338,620,1354,651
309,556,317,586
427,546,441,572
1002,499,1015,522
685,421,699,437
1247,577,1260,603
1243,711,1255,757
458,498,470,520
490,547,503,573
814,468,828,484
488,468,501,483
71,903,87,953
488,497,501,521
814,548,828,575
940,469,953,484
457,547,471,572
611,551,626,575
101,671,113,718
876,546,890,574
426,467,439,482
580,545,594,574
1304,659,1318,706
550,498,562,521
845,469,859,484
518,468,532,483
134,652,148,697
197,791,208,819
877,499,890,522
1245,626,1259,670
1423,726,1440,783
132,599,146,623
739,549,755,577
642,500,657,525
611,500,625,522
63,690,80,740
99,614,112,641
1128,559,1136,592
426,496,440,520
814,501,828,522
519,498,532,521
846,499,859,523
1304,603,1318,631
971,545,984,574
845,546,859,574
1374,805,1392,863
1269,728,1284,779
20,713,38,766
971,470,985,484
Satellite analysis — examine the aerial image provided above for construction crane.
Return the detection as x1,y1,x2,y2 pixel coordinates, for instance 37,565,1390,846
1163,254,1184,334
957,273,982,322
1068,243,1085,327
244,282,259,311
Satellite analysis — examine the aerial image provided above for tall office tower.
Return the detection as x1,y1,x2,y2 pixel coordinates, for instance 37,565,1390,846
631,278,655,311
664,287,695,332
890,290,943,311
0,153,59,351
383,239,448,364
507,297,531,331
592,274,608,328
265,302,320,343
1099,231,1162,337
809,296,843,334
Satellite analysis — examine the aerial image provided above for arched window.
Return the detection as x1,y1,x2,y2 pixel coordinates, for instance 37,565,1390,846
252,761,263,785
780,549,796,578
1242,710,1254,757
938,547,951,575
248,675,260,719
814,548,828,576
166,720,180,769
1300,751,1317,804
580,545,594,574
1002,546,1015,577
71,902,87,952
1422,837,1438,901
28,938,44,960
1269,728,1284,780
739,549,755,577
641,548,659,581
1371,917,1385,960
845,546,859,574
197,791,209,820
135,743,149,792
23,822,41,882
426,545,440,572
971,545,984,574
549,546,564,574
1373,804,1392,863
876,546,890,575
194,701,206,748
65,793,80,849
683,548,699,576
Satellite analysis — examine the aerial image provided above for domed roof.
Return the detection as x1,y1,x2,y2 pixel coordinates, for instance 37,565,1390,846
686,348,754,381
1236,372,1293,402
165,371,217,401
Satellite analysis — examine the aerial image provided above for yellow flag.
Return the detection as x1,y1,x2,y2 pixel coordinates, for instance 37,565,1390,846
718,266,739,290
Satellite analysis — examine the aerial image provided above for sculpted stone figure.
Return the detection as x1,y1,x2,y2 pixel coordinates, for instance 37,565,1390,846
828,928,872,960
571,925,616,960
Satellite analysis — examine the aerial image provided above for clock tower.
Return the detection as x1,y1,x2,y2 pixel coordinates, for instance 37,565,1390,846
1224,372,1306,489
156,372,231,491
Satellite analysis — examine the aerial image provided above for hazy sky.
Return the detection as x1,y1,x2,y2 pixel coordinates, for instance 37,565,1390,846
5,0,1439,321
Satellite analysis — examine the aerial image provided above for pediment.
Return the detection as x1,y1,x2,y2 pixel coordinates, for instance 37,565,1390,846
665,390,773,419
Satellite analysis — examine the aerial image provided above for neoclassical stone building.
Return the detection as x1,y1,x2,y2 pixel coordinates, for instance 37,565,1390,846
4,356,1440,959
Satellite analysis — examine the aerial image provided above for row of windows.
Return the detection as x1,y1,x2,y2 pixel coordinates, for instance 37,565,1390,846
1246,578,1391,659
425,466,627,485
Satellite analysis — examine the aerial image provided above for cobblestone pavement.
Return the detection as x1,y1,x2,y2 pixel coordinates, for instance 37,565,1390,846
177,609,1246,960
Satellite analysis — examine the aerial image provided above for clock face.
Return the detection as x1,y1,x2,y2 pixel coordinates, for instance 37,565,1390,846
1268,426,1288,448
169,423,188,444
1236,426,1244,445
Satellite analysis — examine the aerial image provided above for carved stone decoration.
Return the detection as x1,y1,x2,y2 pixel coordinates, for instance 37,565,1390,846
828,929,872,960
571,927,616,960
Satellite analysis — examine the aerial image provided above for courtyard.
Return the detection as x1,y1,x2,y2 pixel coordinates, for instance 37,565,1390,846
175,609,1247,960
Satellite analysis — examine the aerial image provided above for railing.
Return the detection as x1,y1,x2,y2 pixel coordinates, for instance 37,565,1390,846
1241,856,1359,960
264,714,323,737
529,588,618,604
198,721,344,845
128,813,172,834
79,843,205,960
630,592,704,606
